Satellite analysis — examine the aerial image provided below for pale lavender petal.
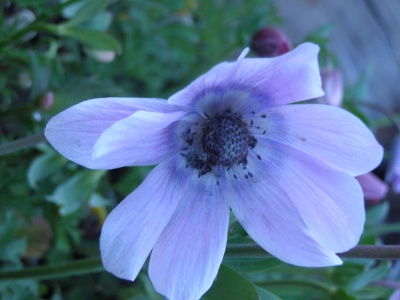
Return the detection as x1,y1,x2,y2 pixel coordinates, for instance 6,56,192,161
168,43,323,111
390,289,400,300
149,173,230,300
252,104,383,176
93,110,187,166
45,97,180,169
232,43,323,106
100,158,184,281
356,173,388,201
254,139,364,253
168,53,246,109
386,135,400,193
226,153,342,267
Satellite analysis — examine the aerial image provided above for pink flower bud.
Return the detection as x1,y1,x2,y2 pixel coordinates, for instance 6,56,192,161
386,135,400,193
40,91,54,110
319,69,344,106
19,216,53,259
250,27,292,57
86,49,116,63
356,173,388,201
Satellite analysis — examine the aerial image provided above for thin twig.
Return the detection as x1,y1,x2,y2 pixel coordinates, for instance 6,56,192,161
225,244,400,260
1,245,400,282
0,133,46,156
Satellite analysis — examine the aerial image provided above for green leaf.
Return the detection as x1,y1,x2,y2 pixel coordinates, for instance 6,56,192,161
27,150,67,189
0,279,39,300
81,11,113,31
88,193,110,208
228,221,248,240
224,257,282,273
64,0,111,28
345,261,391,291
0,211,26,265
202,264,259,300
331,288,358,300
29,52,52,100
363,222,400,237
47,170,106,215
352,285,393,300
365,202,389,226
57,26,121,53
256,286,282,300
343,103,371,127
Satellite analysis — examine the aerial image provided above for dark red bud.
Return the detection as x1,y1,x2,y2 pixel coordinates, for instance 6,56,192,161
250,27,292,57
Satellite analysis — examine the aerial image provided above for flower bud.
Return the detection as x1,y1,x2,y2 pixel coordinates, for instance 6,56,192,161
318,69,344,106
86,49,116,63
250,27,291,57
19,216,53,259
356,173,388,201
386,135,400,193
40,91,54,110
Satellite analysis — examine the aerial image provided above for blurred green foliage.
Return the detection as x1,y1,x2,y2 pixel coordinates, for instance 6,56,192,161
0,0,398,299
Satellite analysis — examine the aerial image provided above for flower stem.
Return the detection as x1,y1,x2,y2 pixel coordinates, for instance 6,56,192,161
259,279,336,295
356,101,400,131
0,257,102,281
225,244,400,260
1,245,400,282
338,245,400,259
0,133,46,156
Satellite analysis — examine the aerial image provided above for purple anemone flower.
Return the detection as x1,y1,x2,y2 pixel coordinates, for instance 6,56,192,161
45,43,383,300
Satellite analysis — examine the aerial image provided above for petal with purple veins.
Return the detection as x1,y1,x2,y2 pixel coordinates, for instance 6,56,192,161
168,43,323,111
252,104,383,176
93,110,187,167
100,157,185,281
232,43,324,106
226,153,342,267
45,97,181,169
253,139,365,253
149,173,230,300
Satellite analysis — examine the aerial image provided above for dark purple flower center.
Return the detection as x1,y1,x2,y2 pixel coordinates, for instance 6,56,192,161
182,109,257,176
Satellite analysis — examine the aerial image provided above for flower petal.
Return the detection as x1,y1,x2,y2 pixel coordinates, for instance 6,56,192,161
226,153,342,267
252,104,383,176
45,97,179,169
93,110,187,166
168,43,323,110
100,158,183,281
253,139,364,253
233,42,323,106
168,54,246,109
149,172,230,300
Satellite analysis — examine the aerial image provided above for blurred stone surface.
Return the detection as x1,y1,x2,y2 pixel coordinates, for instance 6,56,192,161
274,0,400,110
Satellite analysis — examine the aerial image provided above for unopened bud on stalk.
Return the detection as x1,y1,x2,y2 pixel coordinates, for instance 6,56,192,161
250,27,291,57
386,135,400,193
319,69,344,106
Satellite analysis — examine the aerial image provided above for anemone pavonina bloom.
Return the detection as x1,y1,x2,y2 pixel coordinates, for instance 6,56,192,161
45,43,383,300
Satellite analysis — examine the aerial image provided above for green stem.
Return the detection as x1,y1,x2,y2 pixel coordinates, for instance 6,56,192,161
355,101,400,131
225,244,400,260
0,257,102,281
339,245,400,259
0,133,46,156
258,279,336,294
2,245,400,282
0,23,59,50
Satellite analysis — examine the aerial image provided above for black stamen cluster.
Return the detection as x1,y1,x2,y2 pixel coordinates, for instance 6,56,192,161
184,109,257,176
